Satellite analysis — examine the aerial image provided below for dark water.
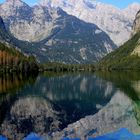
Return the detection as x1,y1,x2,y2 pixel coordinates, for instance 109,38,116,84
0,72,140,139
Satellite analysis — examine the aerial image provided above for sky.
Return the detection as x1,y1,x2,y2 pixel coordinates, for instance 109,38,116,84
99,0,140,9
0,0,140,9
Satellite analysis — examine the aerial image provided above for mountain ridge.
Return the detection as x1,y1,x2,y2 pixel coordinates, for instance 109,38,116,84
40,0,140,45
0,0,139,45
98,11,140,70
0,5,117,64
0,19,39,72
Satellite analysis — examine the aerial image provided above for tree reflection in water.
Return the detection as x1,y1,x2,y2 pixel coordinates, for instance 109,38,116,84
1,72,140,140
0,72,38,128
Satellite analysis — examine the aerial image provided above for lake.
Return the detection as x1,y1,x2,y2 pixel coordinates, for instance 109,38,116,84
0,71,140,139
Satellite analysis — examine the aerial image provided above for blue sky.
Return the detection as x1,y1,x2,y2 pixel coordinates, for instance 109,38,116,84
0,0,39,5
0,0,140,8
99,0,140,9
24,0,39,5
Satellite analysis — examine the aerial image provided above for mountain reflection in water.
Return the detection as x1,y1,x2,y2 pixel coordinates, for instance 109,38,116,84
0,72,140,139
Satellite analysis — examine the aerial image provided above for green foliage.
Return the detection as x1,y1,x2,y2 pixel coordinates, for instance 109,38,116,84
0,42,39,73
42,62,95,72
98,32,140,70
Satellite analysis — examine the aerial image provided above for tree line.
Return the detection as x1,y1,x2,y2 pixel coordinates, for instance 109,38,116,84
0,42,96,73
42,62,95,72
0,42,39,73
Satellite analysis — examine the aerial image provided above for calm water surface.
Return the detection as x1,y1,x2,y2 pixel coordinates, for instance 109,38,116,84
0,72,140,139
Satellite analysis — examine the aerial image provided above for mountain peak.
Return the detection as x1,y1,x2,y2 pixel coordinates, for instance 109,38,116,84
4,0,29,7
123,2,140,11
123,2,140,20
0,0,31,18
128,2,140,8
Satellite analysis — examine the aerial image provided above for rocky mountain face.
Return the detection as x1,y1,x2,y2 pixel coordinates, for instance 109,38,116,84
98,12,140,70
0,17,5,31
133,10,140,34
40,0,140,46
0,0,117,64
0,16,44,62
0,0,55,42
0,17,39,72
131,11,140,57
0,16,11,42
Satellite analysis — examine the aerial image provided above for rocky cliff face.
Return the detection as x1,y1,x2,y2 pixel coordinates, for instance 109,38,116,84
1,0,140,46
130,11,140,57
0,17,5,31
0,0,117,64
0,16,17,44
40,0,140,46
0,16,10,41
133,10,140,34
0,0,60,42
98,11,140,70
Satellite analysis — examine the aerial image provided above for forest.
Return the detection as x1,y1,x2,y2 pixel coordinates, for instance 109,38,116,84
0,42,39,73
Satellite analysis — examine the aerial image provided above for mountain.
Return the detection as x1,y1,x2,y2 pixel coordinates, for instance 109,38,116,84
0,41,39,72
0,16,12,42
0,17,6,33
0,0,57,42
0,0,117,64
0,17,39,72
133,10,140,34
98,11,140,70
40,0,140,46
